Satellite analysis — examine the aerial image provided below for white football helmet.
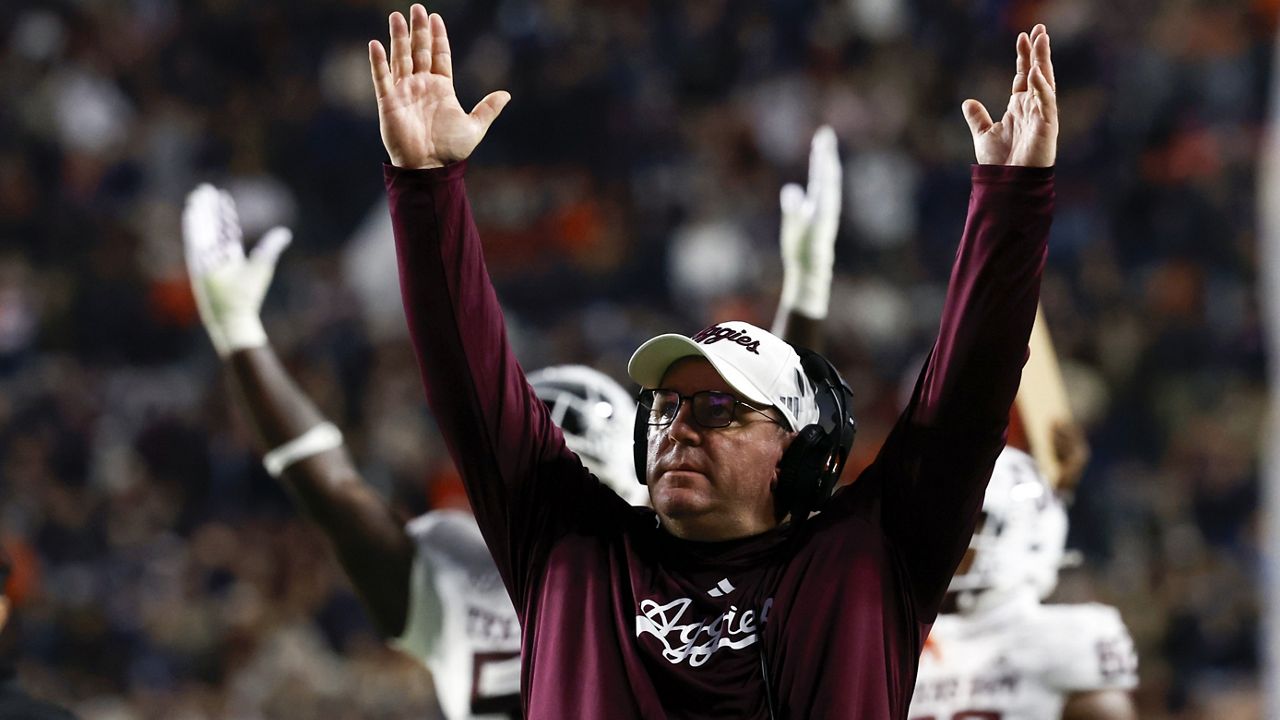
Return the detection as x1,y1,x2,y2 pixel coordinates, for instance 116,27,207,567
948,447,1068,611
527,365,649,507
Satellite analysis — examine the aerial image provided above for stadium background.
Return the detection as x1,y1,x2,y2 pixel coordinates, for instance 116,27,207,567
0,0,1267,717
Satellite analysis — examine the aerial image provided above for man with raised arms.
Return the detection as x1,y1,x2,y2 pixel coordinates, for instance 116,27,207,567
371,5,1057,717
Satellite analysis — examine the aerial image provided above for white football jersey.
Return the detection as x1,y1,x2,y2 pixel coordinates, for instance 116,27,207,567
909,591,1137,720
392,510,522,720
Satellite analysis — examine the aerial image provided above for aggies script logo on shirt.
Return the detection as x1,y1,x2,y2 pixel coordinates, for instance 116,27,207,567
691,325,762,354
635,593,774,667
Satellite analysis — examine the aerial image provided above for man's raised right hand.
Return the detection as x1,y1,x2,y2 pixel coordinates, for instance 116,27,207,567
369,5,511,169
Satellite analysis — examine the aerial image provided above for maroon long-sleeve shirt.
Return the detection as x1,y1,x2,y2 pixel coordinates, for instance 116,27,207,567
387,161,1053,719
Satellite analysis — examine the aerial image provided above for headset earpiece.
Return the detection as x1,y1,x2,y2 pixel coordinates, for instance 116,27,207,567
774,425,834,520
774,347,857,522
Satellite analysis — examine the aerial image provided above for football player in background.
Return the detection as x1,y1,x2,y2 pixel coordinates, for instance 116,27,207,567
182,184,638,718
179,124,841,719
907,434,1139,720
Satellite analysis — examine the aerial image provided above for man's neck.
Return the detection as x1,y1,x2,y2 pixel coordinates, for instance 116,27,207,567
660,514,780,542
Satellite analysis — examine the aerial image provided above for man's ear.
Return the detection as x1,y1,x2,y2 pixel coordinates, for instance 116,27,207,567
0,597,10,633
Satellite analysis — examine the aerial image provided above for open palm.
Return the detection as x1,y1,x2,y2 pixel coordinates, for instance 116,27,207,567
963,25,1058,168
369,6,510,169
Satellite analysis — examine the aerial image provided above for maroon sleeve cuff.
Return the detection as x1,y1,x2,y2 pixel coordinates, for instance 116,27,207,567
383,159,470,185
971,164,1055,183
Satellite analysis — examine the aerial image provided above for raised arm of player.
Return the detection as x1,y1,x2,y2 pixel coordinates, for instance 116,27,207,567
183,184,414,638
862,25,1058,618
771,125,841,351
372,7,630,610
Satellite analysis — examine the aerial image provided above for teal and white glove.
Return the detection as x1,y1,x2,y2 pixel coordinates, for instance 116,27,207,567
778,126,842,320
182,184,292,357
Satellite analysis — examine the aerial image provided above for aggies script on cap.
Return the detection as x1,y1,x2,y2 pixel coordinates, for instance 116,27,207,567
691,325,761,354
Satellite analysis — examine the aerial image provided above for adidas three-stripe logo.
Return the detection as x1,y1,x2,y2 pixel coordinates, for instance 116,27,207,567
707,578,736,597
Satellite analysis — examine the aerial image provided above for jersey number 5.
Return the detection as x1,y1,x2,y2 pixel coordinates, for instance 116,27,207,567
470,651,522,717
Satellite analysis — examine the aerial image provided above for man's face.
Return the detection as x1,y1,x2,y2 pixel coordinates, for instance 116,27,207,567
645,357,792,541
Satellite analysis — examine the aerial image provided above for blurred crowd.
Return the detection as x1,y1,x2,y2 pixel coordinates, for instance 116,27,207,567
0,0,1270,717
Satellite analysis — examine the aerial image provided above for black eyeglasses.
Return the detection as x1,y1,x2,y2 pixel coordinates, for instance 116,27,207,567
639,389,781,429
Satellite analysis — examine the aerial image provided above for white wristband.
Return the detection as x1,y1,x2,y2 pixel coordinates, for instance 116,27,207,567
262,422,344,478
219,314,268,357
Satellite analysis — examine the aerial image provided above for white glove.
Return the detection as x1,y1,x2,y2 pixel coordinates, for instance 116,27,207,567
182,183,292,357
778,125,842,320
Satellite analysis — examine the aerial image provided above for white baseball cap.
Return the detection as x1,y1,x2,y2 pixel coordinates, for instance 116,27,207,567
627,320,820,431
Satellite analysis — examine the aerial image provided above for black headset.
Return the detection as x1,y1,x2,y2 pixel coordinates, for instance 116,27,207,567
632,344,856,522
